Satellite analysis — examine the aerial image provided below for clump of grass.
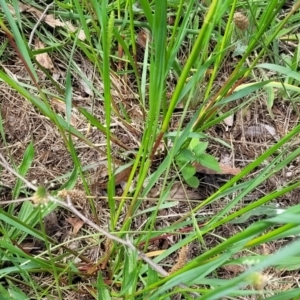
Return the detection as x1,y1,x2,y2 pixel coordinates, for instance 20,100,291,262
1,0,300,299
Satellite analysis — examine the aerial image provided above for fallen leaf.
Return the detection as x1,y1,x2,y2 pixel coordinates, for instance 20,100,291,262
100,165,132,188
170,182,203,200
194,162,240,175
222,264,244,275
9,3,44,20
8,3,25,14
66,217,85,235
223,114,234,127
44,14,64,27
145,250,165,258
9,2,86,41
34,39,54,70
65,21,86,41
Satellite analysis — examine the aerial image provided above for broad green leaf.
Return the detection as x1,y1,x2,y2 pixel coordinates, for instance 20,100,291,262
176,149,195,163
97,272,111,300
17,201,34,224
267,289,300,300
197,154,221,172
59,167,78,190
181,164,196,180
188,137,201,150
216,80,272,106
193,142,208,157
186,176,199,188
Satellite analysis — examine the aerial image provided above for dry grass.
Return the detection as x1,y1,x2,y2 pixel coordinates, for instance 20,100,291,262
1,2,300,298
2,51,300,299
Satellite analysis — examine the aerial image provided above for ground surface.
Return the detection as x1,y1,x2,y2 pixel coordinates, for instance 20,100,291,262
1,3,300,299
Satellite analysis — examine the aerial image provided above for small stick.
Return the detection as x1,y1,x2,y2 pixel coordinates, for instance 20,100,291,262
28,3,54,48
0,153,199,297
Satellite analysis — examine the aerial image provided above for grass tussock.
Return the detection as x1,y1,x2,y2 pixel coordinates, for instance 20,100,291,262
1,0,300,299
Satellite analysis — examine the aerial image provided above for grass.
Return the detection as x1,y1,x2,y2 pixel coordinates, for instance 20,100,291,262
1,0,300,299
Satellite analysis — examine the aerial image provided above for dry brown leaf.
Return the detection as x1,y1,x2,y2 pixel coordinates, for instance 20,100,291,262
8,2,34,14
34,39,54,70
222,264,244,275
169,182,202,200
145,250,165,257
8,3,44,20
44,14,64,27
223,114,234,127
9,2,86,41
66,217,85,235
100,165,132,188
194,162,240,175
65,21,86,41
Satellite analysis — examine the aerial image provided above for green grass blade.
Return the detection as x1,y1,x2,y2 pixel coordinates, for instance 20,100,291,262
12,142,34,199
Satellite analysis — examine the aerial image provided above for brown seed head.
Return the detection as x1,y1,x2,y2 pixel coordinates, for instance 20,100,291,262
234,12,249,30
58,189,86,206
169,245,189,274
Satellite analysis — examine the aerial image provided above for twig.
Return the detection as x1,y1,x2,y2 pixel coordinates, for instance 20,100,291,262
28,3,54,48
0,154,166,276
0,153,199,297
62,194,169,276
0,154,36,191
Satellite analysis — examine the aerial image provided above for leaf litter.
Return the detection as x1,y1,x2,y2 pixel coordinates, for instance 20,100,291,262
1,3,300,299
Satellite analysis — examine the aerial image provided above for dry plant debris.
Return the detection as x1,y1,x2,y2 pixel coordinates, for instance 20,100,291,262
169,245,189,274
66,217,85,235
234,12,249,31
1,2,300,299
34,39,54,70
194,161,240,175
8,2,86,40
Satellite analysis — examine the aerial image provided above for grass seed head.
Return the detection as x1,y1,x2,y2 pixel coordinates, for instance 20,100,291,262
248,271,269,291
58,189,86,206
169,245,189,274
234,12,249,30
31,186,49,206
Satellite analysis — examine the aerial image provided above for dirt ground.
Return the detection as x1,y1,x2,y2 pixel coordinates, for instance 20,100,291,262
1,22,300,299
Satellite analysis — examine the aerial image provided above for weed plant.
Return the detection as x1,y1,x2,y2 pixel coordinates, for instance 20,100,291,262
1,0,300,299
